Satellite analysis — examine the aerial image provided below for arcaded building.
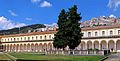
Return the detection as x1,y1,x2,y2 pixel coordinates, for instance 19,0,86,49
1,25,120,52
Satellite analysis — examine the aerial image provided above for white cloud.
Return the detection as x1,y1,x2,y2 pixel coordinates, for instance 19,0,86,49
31,0,40,3
109,14,116,18
25,17,32,21
44,23,57,27
8,10,18,16
107,0,120,11
40,1,52,7
0,16,26,30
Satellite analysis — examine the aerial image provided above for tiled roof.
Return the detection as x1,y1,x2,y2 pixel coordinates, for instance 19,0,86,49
1,25,120,37
2,31,57,38
82,25,120,31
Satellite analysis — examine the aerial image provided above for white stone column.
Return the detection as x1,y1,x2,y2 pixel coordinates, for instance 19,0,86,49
92,41,94,49
114,41,117,52
106,41,109,50
85,41,87,50
99,41,101,50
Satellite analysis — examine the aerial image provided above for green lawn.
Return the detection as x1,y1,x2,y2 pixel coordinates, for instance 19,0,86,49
8,52,104,61
0,53,11,60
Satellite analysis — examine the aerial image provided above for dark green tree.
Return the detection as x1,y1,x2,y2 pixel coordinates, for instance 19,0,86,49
66,5,82,50
53,5,82,50
53,9,68,50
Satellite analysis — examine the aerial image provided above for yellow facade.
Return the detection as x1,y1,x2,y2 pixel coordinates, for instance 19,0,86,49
1,25,120,52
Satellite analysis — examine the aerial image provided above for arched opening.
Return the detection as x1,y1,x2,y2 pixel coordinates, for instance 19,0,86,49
43,43,47,52
31,43,34,52
24,44,27,52
39,43,43,52
35,43,38,52
20,44,23,52
101,40,107,50
48,43,52,51
87,41,92,49
16,44,19,52
80,41,85,50
0,42,3,52
108,40,115,51
94,41,99,50
116,40,120,51
13,44,16,52
7,44,9,52
10,44,12,52
27,44,30,52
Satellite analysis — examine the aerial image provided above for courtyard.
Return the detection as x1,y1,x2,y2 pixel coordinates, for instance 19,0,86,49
0,52,105,61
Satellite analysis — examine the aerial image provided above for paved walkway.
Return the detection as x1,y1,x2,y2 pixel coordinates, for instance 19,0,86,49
105,53,120,61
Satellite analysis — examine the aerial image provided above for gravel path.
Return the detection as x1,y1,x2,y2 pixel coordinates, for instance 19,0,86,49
105,53,120,61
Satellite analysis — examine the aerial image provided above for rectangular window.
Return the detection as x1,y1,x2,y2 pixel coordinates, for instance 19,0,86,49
28,37,30,40
118,30,120,35
24,37,26,40
95,32,97,36
102,31,105,36
40,36,42,39
88,32,91,37
110,31,113,35
36,36,38,40
49,35,51,39
17,38,19,41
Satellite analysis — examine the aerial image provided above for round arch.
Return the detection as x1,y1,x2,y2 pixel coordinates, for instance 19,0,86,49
7,44,9,52
48,43,52,51
31,43,34,52
87,41,92,49
35,43,38,52
10,44,12,52
20,44,23,52
13,44,16,52
101,40,107,50
108,40,115,51
39,43,43,52
116,40,120,51
43,43,47,51
27,44,30,52
16,44,19,52
80,41,85,50
94,41,99,50
24,44,27,52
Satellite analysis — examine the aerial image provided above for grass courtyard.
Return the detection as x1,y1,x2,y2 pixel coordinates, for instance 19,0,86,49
7,52,105,61
0,53,11,60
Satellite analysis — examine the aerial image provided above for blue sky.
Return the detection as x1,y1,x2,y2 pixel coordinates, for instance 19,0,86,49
0,0,120,30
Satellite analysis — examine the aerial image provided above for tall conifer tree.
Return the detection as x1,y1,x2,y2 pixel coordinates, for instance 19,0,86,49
66,5,82,49
53,5,82,50
53,9,68,49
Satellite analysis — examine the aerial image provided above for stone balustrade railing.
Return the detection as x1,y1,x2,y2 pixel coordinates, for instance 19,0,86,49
47,50,110,55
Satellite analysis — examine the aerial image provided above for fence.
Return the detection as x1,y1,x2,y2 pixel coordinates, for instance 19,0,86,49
47,50,110,55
